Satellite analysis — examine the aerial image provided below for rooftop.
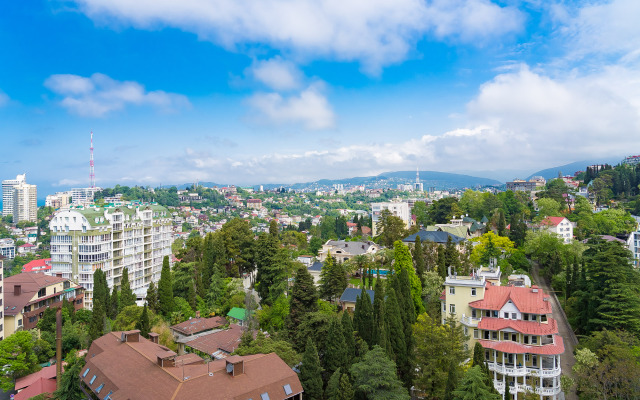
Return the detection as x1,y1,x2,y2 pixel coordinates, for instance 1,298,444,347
403,230,466,244
4,272,71,316
170,316,227,336
339,287,374,304
469,285,552,315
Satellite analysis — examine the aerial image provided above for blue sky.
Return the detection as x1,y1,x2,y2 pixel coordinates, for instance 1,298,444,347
1,0,639,196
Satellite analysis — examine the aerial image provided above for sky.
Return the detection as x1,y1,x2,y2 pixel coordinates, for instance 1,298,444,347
1,0,639,196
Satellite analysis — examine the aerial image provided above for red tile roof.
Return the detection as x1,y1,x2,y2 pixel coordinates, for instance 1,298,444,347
540,216,566,227
14,377,57,400
186,324,248,355
477,317,558,335
15,365,58,391
469,284,552,315
22,258,52,273
19,243,35,248
170,316,227,336
478,336,565,355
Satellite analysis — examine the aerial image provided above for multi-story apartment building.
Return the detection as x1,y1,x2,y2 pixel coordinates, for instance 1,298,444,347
442,266,563,399
506,177,546,192
2,173,26,217
12,181,38,223
371,200,411,236
3,272,84,336
49,203,173,309
72,187,100,205
539,216,573,244
46,191,72,209
0,238,16,259
627,216,640,267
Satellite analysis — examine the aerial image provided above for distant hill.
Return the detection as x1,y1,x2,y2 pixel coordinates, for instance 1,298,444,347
526,157,622,180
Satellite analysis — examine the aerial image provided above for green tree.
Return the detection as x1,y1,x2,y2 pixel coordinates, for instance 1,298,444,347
452,366,500,400
372,276,386,346
255,233,288,306
53,349,85,400
535,198,561,221
286,265,319,337
393,240,425,315
337,373,355,400
119,267,136,312
158,256,174,316
325,368,342,400
353,287,374,347
384,288,408,385
146,281,159,313
323,318,347,376
350,345,410,400
341,311,356,367
300,338,324,400
376,209,408,248
136,303,151,337
0,331,40,391
257,294,289,332
109,285,119,319
319,255,347,302
413,236,426,285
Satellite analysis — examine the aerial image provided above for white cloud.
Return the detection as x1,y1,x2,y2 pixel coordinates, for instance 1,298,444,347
247,82,335,130
0,90,9,107
248,57,303,91
72,0,524,74
44,73,190,117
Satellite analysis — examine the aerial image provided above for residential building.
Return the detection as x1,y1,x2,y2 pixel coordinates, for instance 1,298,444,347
182,323,249,359
371,200,411,236
21,258,52,274
441,268,563,399
72,187,100,205
45,191,72,209
621,155,640,166
506,177,546,192
627,216,640,267
170,316,227,343
14,365,59,400
403,230,466,248
3,272,84,336
307,261,323,285
0,238,15,259
540,216,573,244
246,198,263,209
339,287,374,312
318,240,380,263
226,307,251,326
17,243,36,255
49,203,173,309
12,180,37,223
2,173,26,217
81,330,303,400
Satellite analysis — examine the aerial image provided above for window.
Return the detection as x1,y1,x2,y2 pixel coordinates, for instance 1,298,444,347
283,384,293,395
104,391,113,400
491,331,497,340
449,304,456,314
18,319,22,326
531,315,537,322
464,327,468,335
512,313,517,319
96,384,104,393
90,375,97,384
484,331,490,339
492,311,498,318
83,368,90,377
485,350,490,360
38,288,46,297
541,315,547,322
449,287,455,295
523,313,529,321
471,287,477,296
503,332,509,340
261,393,270,400
471,309,477,318
474,329,479,339
503,312,509,318
532,336,538,344
512,333,517,341
525,354,530,362
532,355,537,366
442,303,446,312
524,336,529,344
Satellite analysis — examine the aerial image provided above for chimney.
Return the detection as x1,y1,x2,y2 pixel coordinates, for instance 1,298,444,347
14,285,21,295
148,332,159,344
121,330,141,342
225,356,245,377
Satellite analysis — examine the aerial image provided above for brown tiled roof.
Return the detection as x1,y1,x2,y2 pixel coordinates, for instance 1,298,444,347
4,272,69,316
186,324,246,355
170,316,227,336
477,317,559,335
479,336,565,355
81,331,303,400
15,365,58,391
469,284,552,315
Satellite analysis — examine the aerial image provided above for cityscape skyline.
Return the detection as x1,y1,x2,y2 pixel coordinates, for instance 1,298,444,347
1,1,639,194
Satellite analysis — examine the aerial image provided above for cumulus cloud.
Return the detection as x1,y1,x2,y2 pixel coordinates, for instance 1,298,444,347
44,73,190,117
247,82,335,130
248,57,303,91
72,0,523,74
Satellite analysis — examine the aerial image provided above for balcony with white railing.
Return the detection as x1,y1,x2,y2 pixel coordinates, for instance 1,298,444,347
460,314,481,327
494,381,561,396
487,362,561,378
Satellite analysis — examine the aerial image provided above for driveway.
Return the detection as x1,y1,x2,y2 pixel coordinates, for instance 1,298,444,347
531,262,578,400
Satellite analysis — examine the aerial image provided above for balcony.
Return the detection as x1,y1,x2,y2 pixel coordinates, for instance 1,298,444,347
488,362,561,378
460,314,481,327
494,381,561,396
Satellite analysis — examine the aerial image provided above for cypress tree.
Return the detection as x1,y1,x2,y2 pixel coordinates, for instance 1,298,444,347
384,288,409,388
414,236,425,286
353,287,374,347
92,269,106,310
504,380,511,400
146,281,159,313
372,276,385,346
341,311,356,367
437,245,447,280
393,270,415,388
300,338,323,400
109,286,119,319
136,303,151,338
336,373,354,400
158,255,174,316
323,318,347,377
119,267,136,312
187,282,197,309
325,368,342,400
286,265,318,337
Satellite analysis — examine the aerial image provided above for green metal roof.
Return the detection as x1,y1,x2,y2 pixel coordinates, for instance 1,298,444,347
227,307,248,321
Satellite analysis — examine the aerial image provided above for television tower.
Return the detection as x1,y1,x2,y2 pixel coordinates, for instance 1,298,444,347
90,131,95,188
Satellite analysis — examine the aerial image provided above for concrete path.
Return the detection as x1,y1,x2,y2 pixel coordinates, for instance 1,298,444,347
531,262,578,400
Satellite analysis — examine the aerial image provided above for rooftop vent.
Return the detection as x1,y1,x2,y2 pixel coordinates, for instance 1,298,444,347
120,330,140,343
225,355,245,377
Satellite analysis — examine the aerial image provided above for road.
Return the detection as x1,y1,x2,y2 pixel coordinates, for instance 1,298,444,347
530,262,578,400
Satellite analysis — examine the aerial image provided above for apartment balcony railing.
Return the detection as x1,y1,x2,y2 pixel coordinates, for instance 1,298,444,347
487,362,561,378
494,381,561,396
460,314,481,327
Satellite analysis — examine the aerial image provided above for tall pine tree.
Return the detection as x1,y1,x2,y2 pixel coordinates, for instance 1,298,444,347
353,287,374,347
119,267,136,312
158,255,174,316
372,276,386,347
323,318,347,377
286,266,319,337
145,281,159,313
300,338,323,400
384,287,409,389
135,303,151,338
341,311,356,367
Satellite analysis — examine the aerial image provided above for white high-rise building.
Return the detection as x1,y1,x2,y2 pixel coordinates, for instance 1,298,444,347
49,202,173,309
12,181,37,223
371,200,411,237
72,187,100,205
2,174,26,217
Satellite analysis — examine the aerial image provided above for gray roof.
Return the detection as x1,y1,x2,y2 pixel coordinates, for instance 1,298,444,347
403,230,466,244
324,240,376,256
308,261,323,272
339,288,374,304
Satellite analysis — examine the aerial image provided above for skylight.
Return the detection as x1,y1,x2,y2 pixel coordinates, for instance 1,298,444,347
283,384,293,395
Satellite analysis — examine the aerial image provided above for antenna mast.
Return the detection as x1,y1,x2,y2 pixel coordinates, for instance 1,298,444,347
90,131,95,188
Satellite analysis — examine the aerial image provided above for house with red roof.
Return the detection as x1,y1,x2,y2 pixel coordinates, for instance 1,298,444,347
21,258,52,274
441,268,563,399
14,365,59,400
539,216,573,244
17,242,37,255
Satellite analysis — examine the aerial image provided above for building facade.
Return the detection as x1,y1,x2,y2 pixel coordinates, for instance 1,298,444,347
3,272,84,336
371,200,411,236
0,238,15,259
12,181,37,223
2,174,26,217
71,187,100,206
49,203,173,309
627,217,640,267
540,216,573,244
506,177,546,192
441,268,563,399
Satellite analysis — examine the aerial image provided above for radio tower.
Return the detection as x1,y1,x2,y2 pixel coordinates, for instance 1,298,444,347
90,131,95,189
